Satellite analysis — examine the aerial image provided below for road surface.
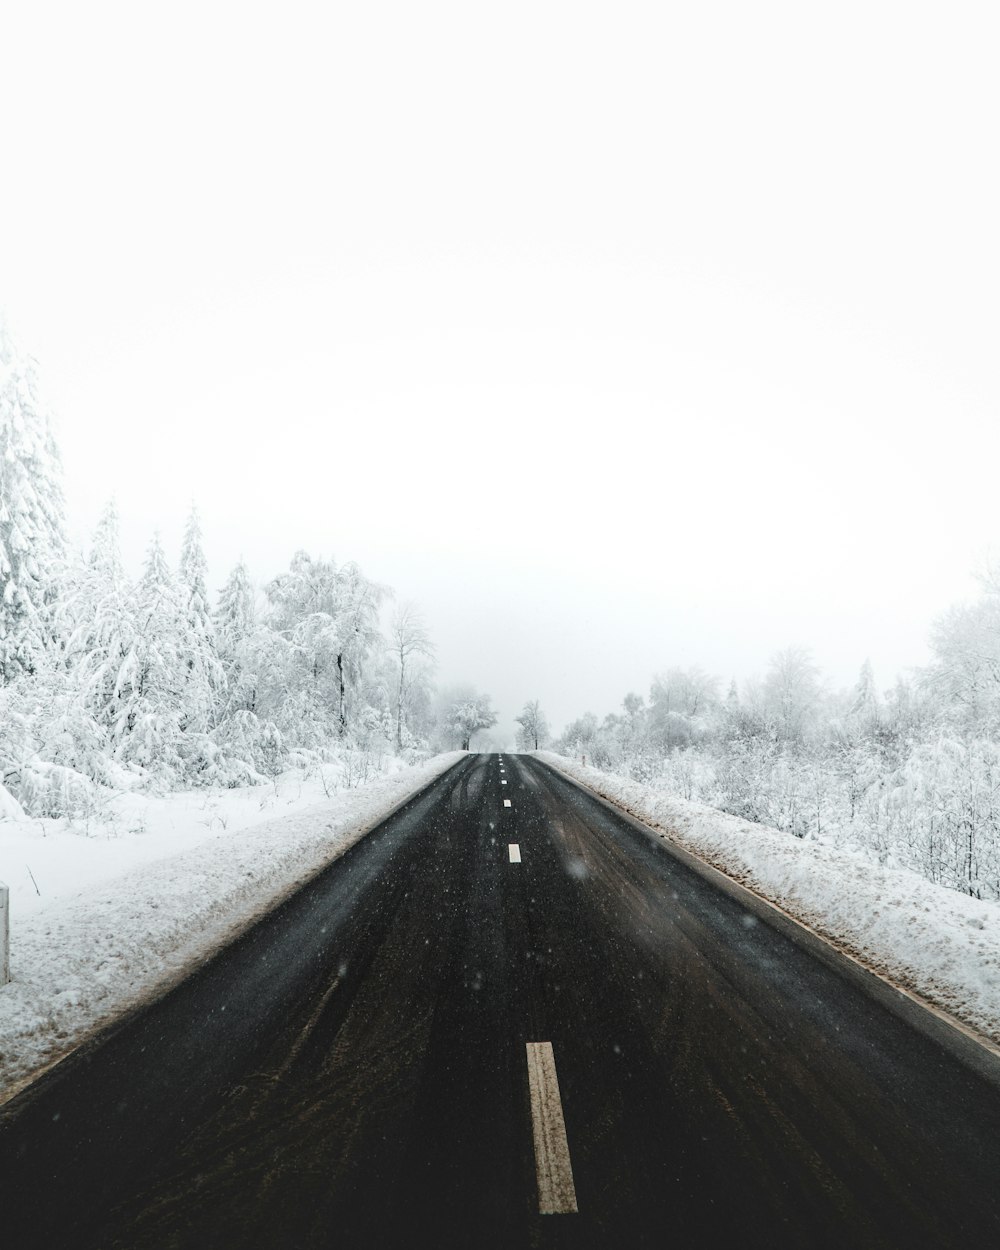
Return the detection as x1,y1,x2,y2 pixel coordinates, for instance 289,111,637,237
2,752,1000,1248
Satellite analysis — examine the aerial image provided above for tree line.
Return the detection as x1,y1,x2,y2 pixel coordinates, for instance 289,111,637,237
0,319,497,818
553,618,1000,902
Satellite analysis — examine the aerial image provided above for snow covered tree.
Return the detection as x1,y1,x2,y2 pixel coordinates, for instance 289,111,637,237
264,552,346,737
560,711,599,759
176,506,222,730
334,561,387,734
440,686,498,751
216,559,255,654
179,506,213,643
649,667,719,751
89,499,125,582
848,658,880,725
0,318,66,681
215,557,259,719
515,699,549,750
139,530,173,608
264,551,386,740
762,647,821,744
924,596,1000,733
64,501,137,738
622,692,643,719
98,531,189,777
651,667,718,719
389,601,435,751
211,559,286,775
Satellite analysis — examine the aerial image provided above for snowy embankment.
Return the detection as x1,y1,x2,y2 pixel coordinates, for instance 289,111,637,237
0,752,464,1102
539,752,1000,1050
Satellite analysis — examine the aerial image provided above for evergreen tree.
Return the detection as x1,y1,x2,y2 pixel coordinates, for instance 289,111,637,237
0,318,66,680
849,659,879,725
90,500,125,581
215,559,255,654
176,506,221,728
140,530,173,604
65,501,135,733
106,532,187,773
215,559,259,716
179,506,212,634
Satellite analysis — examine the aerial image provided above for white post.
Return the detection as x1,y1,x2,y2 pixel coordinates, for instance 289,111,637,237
0,883,8,985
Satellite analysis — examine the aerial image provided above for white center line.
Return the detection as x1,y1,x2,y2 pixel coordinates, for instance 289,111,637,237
525,1042,578,1215
503,798,512,808
501,780,508,785
508,843,521,862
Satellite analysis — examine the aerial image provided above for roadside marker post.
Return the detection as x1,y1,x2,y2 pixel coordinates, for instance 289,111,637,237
1,883,9,985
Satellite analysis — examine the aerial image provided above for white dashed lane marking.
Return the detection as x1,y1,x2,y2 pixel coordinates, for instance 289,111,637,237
508,843,521,863
526,1042,578,1215
503,799,512,808
502,780,508,785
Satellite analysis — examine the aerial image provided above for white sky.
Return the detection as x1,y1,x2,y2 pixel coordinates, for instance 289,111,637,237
2,1,998,739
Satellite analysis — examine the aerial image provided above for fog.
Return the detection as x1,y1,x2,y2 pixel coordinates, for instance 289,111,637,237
2,1,997,740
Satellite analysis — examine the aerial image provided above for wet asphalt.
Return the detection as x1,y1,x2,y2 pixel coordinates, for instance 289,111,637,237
2,752,1000,1249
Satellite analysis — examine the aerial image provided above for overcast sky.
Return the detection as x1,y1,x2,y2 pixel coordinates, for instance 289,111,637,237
2,1,998,740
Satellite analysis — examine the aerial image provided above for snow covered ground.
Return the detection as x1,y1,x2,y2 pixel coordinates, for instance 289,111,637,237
6,747,999,1107
0,752,464,1101
539,752,1000,1052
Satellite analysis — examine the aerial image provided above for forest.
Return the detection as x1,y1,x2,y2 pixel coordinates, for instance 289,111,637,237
0,320,496,819
6,314,1000,907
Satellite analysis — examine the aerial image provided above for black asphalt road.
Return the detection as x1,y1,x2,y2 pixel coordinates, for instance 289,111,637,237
3,753,1000,1249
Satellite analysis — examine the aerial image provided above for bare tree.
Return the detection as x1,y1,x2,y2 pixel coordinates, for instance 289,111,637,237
923,597,1000,734
389,602,435,751
515,699,549,750
650,667,719,719
763,646,821,744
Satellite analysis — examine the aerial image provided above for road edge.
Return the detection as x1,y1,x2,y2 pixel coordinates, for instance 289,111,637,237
533,754,1000,1084
0,754,473,1112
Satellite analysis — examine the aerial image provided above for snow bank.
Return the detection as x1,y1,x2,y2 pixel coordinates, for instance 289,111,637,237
0,783,25,821
0,752,464,1101
1,756,426,919
539,752,1000,1049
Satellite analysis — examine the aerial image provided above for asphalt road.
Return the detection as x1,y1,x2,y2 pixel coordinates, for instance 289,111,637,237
3,752,1000,1249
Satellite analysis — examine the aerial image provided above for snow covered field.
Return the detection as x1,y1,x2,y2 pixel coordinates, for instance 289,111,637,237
540,752,1000,1052
0,752,464,1101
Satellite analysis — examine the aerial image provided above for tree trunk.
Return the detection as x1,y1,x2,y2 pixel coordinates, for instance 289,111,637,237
396,662,405,753
337,652,346,735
